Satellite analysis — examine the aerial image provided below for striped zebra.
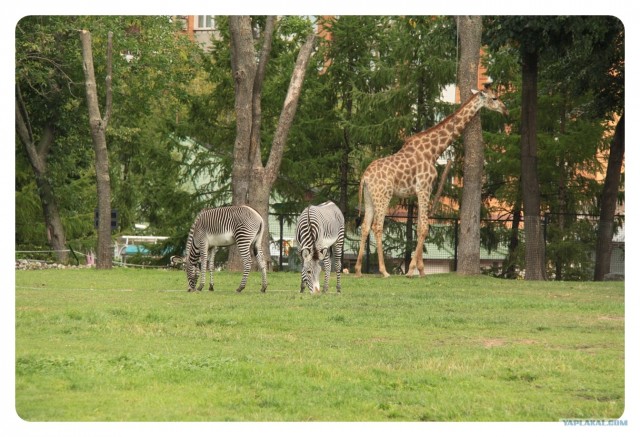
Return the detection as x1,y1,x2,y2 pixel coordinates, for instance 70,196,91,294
173,205,268,293
295,201,345,293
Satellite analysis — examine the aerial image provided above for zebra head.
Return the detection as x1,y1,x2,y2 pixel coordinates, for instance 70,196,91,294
300,246,328,293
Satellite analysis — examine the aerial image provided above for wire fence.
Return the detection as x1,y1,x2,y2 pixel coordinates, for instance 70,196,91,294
16,212,624,281
269,212,625,281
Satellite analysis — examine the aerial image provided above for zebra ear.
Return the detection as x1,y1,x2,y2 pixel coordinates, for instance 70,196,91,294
319,248,328,259
300,248,311,261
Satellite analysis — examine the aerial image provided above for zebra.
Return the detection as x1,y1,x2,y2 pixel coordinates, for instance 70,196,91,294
295,201,345,293
173,205,268,293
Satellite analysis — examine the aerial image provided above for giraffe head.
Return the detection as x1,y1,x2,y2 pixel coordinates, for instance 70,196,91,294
472,85,508,117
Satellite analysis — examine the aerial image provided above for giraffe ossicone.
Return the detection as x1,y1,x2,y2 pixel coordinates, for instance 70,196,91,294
354,86,508,278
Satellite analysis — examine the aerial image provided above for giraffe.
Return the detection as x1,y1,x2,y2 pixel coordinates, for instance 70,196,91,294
354,84,508,278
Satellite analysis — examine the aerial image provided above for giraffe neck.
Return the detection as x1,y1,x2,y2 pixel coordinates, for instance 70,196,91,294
407,92,484,161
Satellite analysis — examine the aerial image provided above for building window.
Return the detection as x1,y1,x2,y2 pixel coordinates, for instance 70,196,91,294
196,15,215,30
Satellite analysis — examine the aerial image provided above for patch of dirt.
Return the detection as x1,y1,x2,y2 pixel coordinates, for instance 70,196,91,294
597,315,624,322
482,339,506,348
481,338,538,348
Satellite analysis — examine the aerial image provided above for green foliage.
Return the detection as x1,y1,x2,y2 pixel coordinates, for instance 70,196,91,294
16,269,623,421
181,16,318,214
16,16,203,253
16,16,624,279
545,216,598,280
281,16,457,212
16,16,93,248
482,16,624,278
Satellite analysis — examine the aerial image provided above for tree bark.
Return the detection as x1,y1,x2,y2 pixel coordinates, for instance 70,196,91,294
456,16,484,275
229,16,257,209
80,29,113,269
594,112,624,280
15,93,68,263
228,16,316,271
403,200,415,274
520,49,546,280
503,200,522,279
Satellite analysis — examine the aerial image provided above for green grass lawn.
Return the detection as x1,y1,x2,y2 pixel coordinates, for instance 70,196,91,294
15,268,624,422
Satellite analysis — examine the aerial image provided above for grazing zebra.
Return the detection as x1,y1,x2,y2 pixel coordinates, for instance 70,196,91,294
174,205,268,293
295,201,345,293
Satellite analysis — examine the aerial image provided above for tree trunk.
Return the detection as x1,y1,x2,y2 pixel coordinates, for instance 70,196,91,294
520,49,546,280
338,126,351,217
503,200,522,279
80,29,113,269
14,102,68,263
554,97,568,281
594,112,624,280
229,16,257,210
457,16,483,275
404,200,415,274
228,16,315,271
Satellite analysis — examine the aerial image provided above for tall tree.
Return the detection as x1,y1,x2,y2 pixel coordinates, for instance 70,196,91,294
485,16,573,281
519,47,546,280
80,29,113,269
456,15,484,275
594,113,624,280
573,18,625,281
15,89,68,263
486,16,624,280
228,16,315,269
14,17,79,262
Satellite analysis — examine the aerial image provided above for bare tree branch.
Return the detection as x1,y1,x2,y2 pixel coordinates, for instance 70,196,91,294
265,32,316,183
249,16,277,169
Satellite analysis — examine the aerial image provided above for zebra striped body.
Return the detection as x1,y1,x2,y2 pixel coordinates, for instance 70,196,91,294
182,205,267,293
295,201,345,293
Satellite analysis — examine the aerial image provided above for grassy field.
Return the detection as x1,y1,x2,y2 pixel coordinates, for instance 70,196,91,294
15,268,624,422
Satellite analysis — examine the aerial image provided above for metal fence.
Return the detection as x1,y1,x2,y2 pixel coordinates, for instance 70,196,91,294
16,212,624,281
268,212,625,281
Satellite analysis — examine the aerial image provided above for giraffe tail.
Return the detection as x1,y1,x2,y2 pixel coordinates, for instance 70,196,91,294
358,177,365,218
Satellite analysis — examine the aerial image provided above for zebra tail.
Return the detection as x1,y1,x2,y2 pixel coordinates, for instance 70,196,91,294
170,255,185,266
253,218,264,257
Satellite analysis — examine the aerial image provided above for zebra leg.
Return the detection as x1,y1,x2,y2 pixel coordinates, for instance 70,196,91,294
235,243,252,293
254,245,268,293
334,240,344,293
323,254,331,293
197,240,208,291
208,247,216,291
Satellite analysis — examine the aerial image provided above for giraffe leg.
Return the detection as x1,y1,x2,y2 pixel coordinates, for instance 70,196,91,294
355,189,374,277
372,210,390,278
408,193,431,277
354,220,370,277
